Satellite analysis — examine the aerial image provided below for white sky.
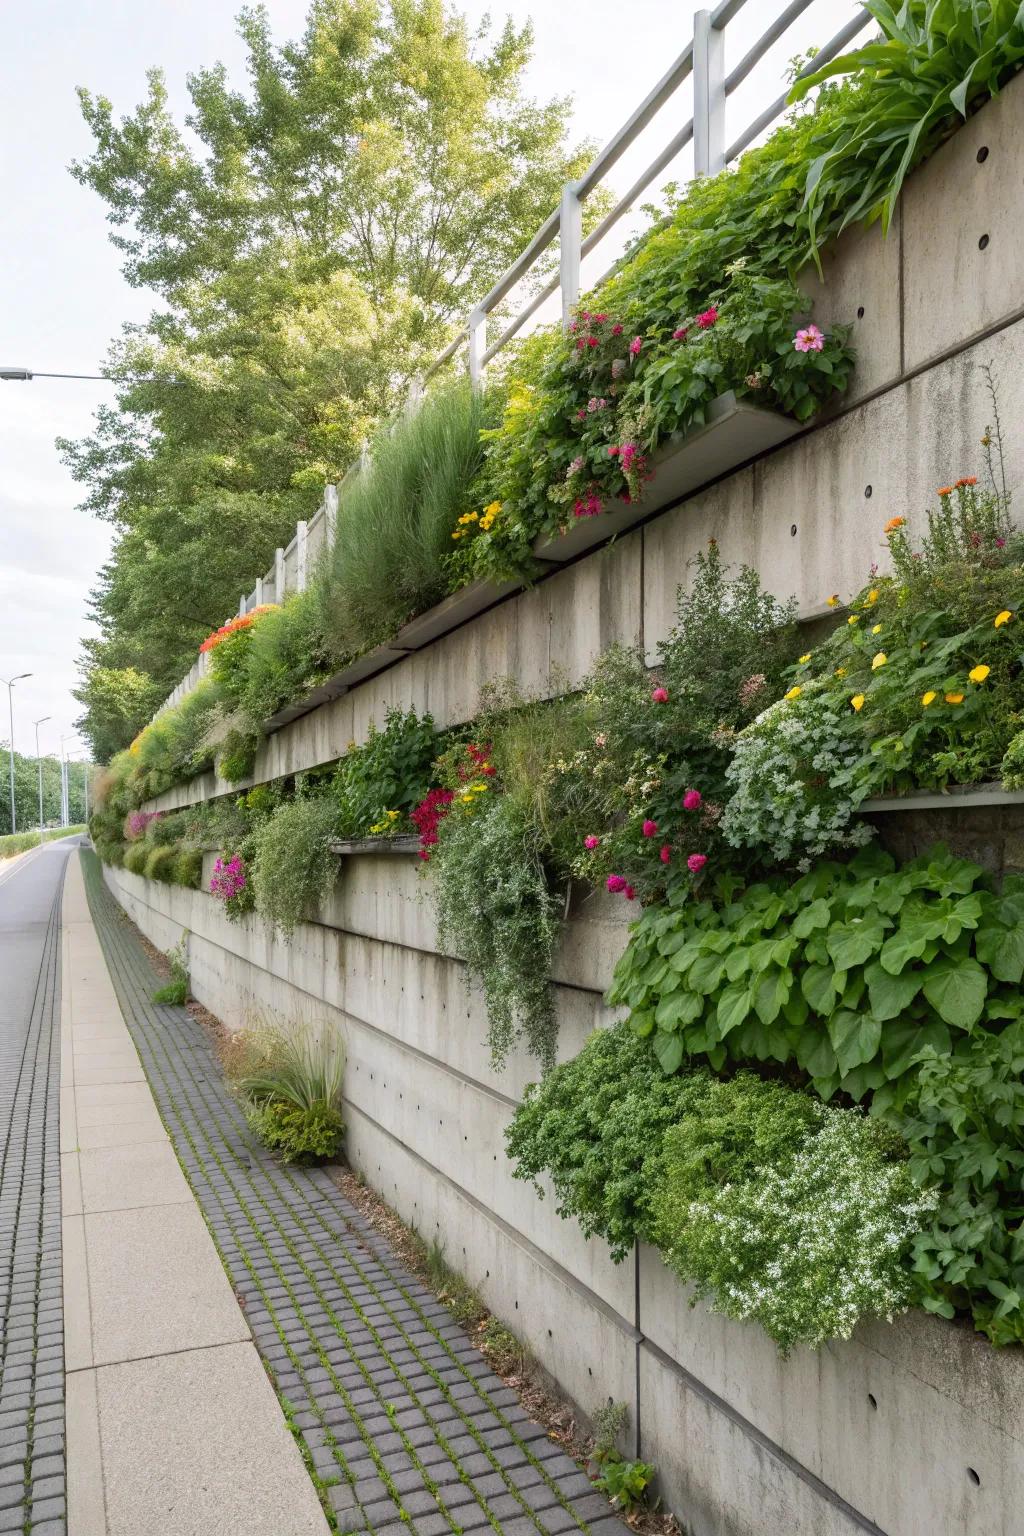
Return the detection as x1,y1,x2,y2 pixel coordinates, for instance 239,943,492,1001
0,0,859,760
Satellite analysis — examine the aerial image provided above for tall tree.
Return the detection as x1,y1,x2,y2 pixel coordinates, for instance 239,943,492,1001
66,0,596,758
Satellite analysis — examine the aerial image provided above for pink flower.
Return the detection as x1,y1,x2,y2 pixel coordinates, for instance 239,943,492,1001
573,494,601,519
687,853,707,874
593,313,608,325
612,323,623,336
575,408,586,421
629,336,643,356
695,307,718,330
650,686,669,703
608,444,620,457
793,324,825,353
568,456,584,475
587,336,599,348
682,789,702,811
642,819,658,838
607,875,627,894
584,835,600,850
996,536,1007,548
581,311,591,322
620,442,638,469
624,885,636,901
569,320,578,332
660,845,671,864
576,337,586,351
672,327,689,341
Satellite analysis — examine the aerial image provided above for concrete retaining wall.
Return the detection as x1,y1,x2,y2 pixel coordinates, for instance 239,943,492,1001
105,857,1024,1536
105,79,1024,1535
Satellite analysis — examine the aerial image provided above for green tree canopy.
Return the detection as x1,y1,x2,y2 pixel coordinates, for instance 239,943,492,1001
66,0,596,758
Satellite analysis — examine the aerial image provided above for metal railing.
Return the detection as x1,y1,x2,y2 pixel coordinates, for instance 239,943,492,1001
424,0,871,389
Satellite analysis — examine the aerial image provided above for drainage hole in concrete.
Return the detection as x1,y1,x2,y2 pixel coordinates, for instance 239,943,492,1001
968,1468,981,1486
979,233,990,250
857,305,865,318
867,1393,877,1410
790,523,797,536
864,484,873,498
977,145,989,162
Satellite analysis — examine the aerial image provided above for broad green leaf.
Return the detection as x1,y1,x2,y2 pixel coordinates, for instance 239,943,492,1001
796,1030,838,1079
828,1009,883,1074
753,967,792,1026
716,981,752,1038
921,956,988,1029
792,898,830,938
652,1030,684,1075
976,922,1024,984
688,951,726,994
801,962,838,1015
827,920,885,971
865,959,923,1019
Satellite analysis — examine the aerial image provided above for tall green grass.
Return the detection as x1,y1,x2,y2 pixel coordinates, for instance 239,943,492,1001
0,825,86,859
320,381,486,658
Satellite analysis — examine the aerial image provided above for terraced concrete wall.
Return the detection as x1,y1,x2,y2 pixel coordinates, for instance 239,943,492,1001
107,78,1024,1536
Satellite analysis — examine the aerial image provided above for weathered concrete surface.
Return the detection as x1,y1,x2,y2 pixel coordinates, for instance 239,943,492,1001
104,859,1024,1536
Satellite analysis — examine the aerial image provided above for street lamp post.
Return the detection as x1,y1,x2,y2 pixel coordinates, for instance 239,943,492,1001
33,717,50,839
2,673,31,834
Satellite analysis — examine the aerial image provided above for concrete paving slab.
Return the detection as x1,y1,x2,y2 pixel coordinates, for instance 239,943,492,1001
63,1214,93,1373
84,1203,251,1366
77,1140,192,1213
74,1062,147,1087
92,1343,328,1535
75,1081,162,1116
60,1083,78,1148
75,1120,166,1150
66,1369,107,1536
62,1151,83,1216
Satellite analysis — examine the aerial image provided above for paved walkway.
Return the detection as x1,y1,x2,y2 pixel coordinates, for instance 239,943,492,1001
0,839,70,1536
61,850,327,1535
79,848,627,1536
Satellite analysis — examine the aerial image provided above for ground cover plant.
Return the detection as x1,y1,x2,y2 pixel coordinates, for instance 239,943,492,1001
227,1021,346,1163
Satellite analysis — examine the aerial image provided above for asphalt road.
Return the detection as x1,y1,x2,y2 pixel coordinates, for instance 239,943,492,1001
0,834,79,1534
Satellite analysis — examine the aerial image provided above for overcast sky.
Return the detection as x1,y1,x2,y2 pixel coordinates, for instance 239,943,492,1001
0,0,858,762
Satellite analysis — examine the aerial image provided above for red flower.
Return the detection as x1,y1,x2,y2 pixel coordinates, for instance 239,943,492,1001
651,686,669,703
607,875,627,894
642,819,658,838
687,853,707,873
695,307,718,330
660,845,671,864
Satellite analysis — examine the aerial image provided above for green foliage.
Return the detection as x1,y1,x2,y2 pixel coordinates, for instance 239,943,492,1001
608,844,1018,1098
247,1099,345,1163
655,1089,931,1354
238,588,334,731
508,1027,929,1352
72,664,163,766
173,847,204,889
432,790,560,1070
0,826,86,858
592,1458,655,1514
68,0,597,754
231,1021,345,1163
321,383,488,658
216,728,260,786
143,845,178,882
793,0,1024,242
251,795,339,936
153,937,189,1005
334,707,438,837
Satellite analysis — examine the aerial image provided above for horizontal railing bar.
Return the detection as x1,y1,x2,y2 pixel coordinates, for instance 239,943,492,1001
575,43,695,199
423,328,468,382
710,0,753,28
482,273,560,364
581,117,695,262
474,208,562,316
724,10,871,162
724,0,817,95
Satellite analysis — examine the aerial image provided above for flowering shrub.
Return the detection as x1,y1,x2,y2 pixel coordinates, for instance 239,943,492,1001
411,787,455,861
124,809,161,841
507,1027,929,1352
210,853,254,920
199,605,279,655
333,707,438,838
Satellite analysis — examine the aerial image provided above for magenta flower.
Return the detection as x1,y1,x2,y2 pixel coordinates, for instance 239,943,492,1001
593,313,608,325
612,323,623,336
695,307,718,330
607,874,627,894
587,336,599,348
672,327,689,341
996,536,1007,548
624,885,636,901
573,494,601,519
687,853,707,874
650,686,669,703
576,337,586,351
608,444,620,457
793,323,825,353
642,819,658,838
629,336,643,357
682,789,702,811
584,835,600,850
660,844,671,864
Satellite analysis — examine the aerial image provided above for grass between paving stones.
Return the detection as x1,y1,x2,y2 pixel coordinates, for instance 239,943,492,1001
80,851,620,1536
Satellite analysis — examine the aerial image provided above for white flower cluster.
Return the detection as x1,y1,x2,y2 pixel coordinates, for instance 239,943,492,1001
721,682,874,861
666,1112,936,1355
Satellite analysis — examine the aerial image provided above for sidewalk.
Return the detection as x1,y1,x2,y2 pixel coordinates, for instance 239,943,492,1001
60,852,328,1535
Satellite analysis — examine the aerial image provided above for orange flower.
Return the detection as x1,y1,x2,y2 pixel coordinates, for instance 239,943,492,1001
945,692,965,705
936,486,953,498
955,476,978,488
884,516,905,534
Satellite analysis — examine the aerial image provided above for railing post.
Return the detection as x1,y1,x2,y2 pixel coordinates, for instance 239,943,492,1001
324,484,338,548
467,308,486,391
254,575,264,606
274,545,285,601
693,9,725,177
405,375,424,417
559,181,582,328
238,594,247,617
296,519,309,592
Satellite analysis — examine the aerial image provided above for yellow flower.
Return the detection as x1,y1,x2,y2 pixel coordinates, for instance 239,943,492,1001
827,593,840,608
871,623,882,635
460,792,474,804
969,664,991,684
799,652,811,664
995,610,1013,627
851,694,865,712
483,500,502,517
848,614,859,626
784,686,802,701
945,692,965,705
921,691,937,707
871,652,887,670
866,589,879,605
834,667,847,678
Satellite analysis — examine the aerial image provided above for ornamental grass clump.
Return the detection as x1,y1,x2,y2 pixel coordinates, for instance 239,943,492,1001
230,1021,345,1163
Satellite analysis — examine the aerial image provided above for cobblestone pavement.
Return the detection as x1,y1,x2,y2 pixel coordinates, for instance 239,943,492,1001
0,845,72,1536
82,849,629,1536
